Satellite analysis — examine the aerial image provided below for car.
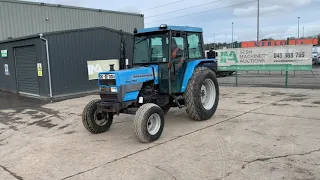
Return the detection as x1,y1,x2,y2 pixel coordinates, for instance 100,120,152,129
312,52,320,65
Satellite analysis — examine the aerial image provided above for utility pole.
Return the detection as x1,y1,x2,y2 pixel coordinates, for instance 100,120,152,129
303,27,304,38
260,30,262,40
232,22,234,48
257,0,260,46
298,17,300,39
225,34,227,47
213,33,215,50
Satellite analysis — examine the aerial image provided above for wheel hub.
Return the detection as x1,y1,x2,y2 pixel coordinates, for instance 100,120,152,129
201,85,207,103
147,113,161,135
201,78,216,110
94,111,109,126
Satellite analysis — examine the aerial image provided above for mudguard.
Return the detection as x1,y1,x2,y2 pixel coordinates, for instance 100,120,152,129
180,59,217,92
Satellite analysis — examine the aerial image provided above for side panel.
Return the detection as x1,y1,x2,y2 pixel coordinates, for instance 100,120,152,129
123,91,140,101
149,65,159,85
180,59,217,93
99,66,159,102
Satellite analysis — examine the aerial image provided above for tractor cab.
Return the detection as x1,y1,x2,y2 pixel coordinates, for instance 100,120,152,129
132,24,206,94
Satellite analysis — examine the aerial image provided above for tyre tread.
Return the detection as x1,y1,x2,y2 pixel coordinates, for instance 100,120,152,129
82,99,113,134
133,103,163,143
184,67,219,121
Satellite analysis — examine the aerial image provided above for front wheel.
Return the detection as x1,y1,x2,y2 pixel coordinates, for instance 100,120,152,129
82,99,113,134
184,67,219,121
133,103,165,143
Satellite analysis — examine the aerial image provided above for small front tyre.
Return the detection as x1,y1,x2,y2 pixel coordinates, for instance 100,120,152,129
82,99,113,134
133,103,165,143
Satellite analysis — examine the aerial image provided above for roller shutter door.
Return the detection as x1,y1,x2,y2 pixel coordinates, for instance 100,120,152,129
14,46,39,96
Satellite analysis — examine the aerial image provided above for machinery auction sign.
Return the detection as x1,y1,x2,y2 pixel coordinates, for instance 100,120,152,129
216,45,313,71
87,59,119,80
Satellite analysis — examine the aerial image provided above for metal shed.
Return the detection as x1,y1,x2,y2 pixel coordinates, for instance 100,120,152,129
0,27,134,99
0,0,144,41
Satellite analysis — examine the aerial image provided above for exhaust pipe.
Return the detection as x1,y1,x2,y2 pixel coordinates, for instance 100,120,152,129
110,64,115,71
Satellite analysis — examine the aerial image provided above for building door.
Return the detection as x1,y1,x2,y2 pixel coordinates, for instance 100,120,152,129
14,46,39,96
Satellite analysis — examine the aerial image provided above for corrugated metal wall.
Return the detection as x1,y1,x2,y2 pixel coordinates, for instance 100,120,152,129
0,0,144,41
46,28,134,97
0,38,49,96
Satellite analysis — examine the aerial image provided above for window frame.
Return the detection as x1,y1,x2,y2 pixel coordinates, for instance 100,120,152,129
132,31,169,65
186,32,204,60
170,31,188,62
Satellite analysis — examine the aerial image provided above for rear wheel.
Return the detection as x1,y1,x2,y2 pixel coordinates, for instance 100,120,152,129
184,67,219,121
82,99,113,134
133,103,165,143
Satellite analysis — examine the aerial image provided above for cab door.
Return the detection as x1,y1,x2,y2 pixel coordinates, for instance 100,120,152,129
169,31,188,94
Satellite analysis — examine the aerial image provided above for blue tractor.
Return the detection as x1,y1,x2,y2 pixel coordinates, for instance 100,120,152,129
82,24,219,143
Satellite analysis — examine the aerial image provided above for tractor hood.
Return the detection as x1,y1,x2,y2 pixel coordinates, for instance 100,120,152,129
98,66,159,87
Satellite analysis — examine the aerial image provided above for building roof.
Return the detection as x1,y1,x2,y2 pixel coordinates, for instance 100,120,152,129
0,26,133,44
0,0,143,17
137,25,203,34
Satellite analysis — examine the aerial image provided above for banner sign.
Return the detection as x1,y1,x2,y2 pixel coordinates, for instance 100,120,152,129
1,50,7,58
216,45,313,71
87,59,119,80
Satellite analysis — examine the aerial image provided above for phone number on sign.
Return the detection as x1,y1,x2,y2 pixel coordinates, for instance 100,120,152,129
274,52,305,58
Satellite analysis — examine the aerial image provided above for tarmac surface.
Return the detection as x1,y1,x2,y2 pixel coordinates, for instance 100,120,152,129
0,87,320,180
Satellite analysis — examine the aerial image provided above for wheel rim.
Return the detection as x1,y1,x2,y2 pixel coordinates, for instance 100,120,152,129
94,111,109,126
200,78,216,110
147,113,161,135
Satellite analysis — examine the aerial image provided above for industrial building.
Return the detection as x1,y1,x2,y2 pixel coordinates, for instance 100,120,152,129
0,0,144,41
0,27,134,99
0,0,144,99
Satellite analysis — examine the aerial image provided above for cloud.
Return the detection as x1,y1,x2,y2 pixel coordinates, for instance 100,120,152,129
117,6,140,13
233,0,313,17
26,0,84,6
233,5,282,16
20,0,319,43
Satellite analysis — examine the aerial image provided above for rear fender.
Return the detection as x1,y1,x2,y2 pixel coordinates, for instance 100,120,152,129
180,59,217,93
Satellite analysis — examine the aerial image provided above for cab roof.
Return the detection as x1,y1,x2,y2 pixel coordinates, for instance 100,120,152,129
136,25,203,34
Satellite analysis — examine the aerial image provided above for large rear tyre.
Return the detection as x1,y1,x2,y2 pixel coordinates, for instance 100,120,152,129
133,103,165,143
82,99,113,134
184,67,219,121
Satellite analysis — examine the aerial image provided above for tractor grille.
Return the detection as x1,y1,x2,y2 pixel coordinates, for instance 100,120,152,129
100,93,118,102
99,79,116,86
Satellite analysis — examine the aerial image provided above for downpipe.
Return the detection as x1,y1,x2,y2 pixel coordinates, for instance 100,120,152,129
39,34,53,98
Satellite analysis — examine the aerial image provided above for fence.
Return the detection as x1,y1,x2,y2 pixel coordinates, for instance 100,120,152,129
218,66,320,89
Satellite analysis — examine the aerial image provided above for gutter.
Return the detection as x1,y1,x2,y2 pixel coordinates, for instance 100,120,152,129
39,34,53,98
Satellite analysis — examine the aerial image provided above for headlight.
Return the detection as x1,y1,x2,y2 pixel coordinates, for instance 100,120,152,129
100,74,116,79
110,87,118,92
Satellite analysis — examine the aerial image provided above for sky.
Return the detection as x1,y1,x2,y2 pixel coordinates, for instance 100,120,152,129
25,0,320,43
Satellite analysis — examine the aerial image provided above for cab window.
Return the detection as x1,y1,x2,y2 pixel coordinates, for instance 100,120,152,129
187,33,203,59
